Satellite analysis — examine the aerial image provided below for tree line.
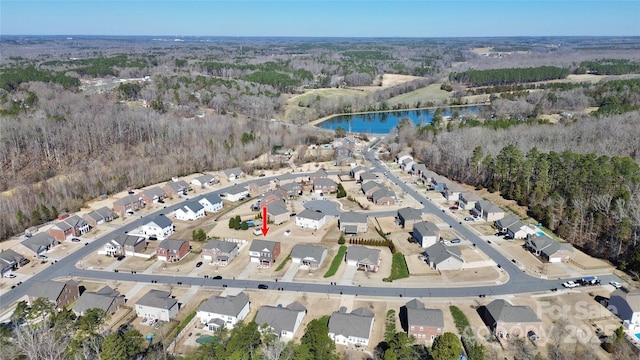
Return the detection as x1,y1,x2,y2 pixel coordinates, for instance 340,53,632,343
449,66,570,86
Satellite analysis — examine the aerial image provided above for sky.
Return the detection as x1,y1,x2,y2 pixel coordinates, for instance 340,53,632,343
1,1,639,37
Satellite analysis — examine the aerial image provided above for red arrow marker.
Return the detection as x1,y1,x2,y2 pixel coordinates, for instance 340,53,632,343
261,206,270,236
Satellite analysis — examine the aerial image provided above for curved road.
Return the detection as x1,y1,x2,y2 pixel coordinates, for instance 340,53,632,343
0,147,618,309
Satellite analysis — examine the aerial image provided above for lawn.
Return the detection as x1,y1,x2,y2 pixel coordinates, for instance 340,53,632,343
275,252,291,271
323,245,347,278
385,83,451,106
383,253,410,282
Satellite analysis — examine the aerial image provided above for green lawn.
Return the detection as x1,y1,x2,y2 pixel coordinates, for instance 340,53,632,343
323,246,347,278
275,252,291,271
449,305,471,334
385,83,451,105
383,253,410,282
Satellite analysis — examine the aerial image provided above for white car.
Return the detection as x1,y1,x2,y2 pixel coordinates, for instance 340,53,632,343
3,273,16,279
610,281,622,289
284,230,291,236
562,281,579,288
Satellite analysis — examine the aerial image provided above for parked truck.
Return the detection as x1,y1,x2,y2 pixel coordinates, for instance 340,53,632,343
579,276,600,286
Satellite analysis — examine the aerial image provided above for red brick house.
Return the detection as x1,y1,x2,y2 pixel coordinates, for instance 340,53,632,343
156,239,191,262
27,280,81,311
113,194,145,216
405,299,443,342
49,215,90,241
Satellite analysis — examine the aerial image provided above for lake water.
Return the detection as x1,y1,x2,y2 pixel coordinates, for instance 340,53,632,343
317,106,483,134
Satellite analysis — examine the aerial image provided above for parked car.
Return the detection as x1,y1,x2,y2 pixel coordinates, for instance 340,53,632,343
450,238,461,244
284,229,291,236
71,237,81,243
562,281,579,288
212,275,222,280
610,281,622,289
449,206,459,210
464,217,474,222
38,255,48,260
195,262,203,268
116,255,125,261
148,236,157,241
3,273,16,279
258,284,268,290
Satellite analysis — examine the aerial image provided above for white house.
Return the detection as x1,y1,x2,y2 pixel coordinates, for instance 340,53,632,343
223,185,249,202
412,221,440,248
135,290,179,322
142,215,174,240
295,209,326,230
423,242,464,271
199,193,223,213
255,302,306,341
197,292,250,330
174,200,205,221
328,307,375,347
191,174,217,187
395,152,413,164
291,244,328,269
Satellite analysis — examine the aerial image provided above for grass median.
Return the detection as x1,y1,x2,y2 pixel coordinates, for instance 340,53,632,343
324,245,347,278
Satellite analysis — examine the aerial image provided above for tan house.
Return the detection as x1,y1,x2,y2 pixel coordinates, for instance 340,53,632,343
248,179,274,197
339,211,368,235
202,239,239,265
113,194,145,216
73,286,125,316
266,200,290,225
479,299,542,339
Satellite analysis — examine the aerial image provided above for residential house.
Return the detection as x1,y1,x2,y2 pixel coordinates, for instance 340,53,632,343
102,234,147,257
609,289,640,331
199,193,223,213
458,192,481,210
260,190,286,208
335,154,356,167
420,170,438,186
266,200,290,225
256,302,306,340
359,172,378,183
277,182,301,199
506,221,530,239
402,158,415,172
73,286,125,316
174,200,205,221
361,181,384,198
524,234,574,263
494,215,520,233
411,163,428,178
112,194,145,216
295,209,327,230
423,243,464,270
397,207,423,229
197,292,250,330
472,200,505,222
223,167,244,181
371,188,396,206
429,175,448,192
309,168,328,183
191,174,217,187
404,299,444,342
83,206,117,228
140,187,167,204
156,239,190,262
0,249,28,276
27,280,80,311
163,180,191,198
395,152,412,164
345,245,381,272
249,239,281,268
248,178,274,197
478,299,542,339
142,216,174,240
313,178,338,193
328,307,375,347
223,185,249,202
135,289,179,322
412,221,440,248
339,211,368,235
443,182,464,202
202,239,239,265
350,166,367,181
291,244,328,269
22,233,58,257
49,215,90,241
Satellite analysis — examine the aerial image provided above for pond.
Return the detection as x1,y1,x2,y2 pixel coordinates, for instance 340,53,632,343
316,105,484,134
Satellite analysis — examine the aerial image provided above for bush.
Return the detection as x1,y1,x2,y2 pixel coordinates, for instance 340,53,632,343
338,235,345,245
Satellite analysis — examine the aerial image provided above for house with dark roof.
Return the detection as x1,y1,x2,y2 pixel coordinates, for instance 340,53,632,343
413,221,440,248
359,172,378,183
248,178,274,197
277,182,301,199
191,174,217,187
163,180,192,198
397,207,423,229
27,280,80,311
411,163,428,178
478,299,541,339
309,168,328,183
506,220,530,239
472,200,505,222
0,249,28,276
223,184,249,202
313,178,338,193
494,215,520,233
156,239,190,262
135,289,179,322
83,206,117,228
361,181,384,198
404,299,444,342
140,187,167,204
328,307,375,346
345,245,381,272
256,302,306,340
199,193,223,213
291,244,328,269
102,234,147,257
142,215,174,240
609,289,640,329
423,243,464,270
524,234,574,263
112,194,145,216
249,239,281,268
458,192,481,210
295,209,326,230
197,292,250,330
371,188,396,206
429,174,448,192
73,286,125,316
222,167,244,181
339,211,368,234
49,215,89,241
350,166,367,181
174,200,205,221
22,233,58,257
202,239,239,265
401,158,415,172
266,200,290,225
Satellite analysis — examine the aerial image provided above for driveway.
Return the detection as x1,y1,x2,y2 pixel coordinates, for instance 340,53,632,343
339,265,357,286
281,262,300,282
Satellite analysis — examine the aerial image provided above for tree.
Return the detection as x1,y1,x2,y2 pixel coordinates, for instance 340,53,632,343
297,317,338,360
101,329,145,360
241,221,249,230
229,217,237,229
335,126,347,138
430,332,462,360
193,228,207,241
336,183,347,198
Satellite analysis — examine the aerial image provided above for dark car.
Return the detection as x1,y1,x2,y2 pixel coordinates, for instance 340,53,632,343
450,238,461,244
71,237,81,243
195,262,203,268
148,236,158,241
258,284,268,290
116,255,125,261
464,217,474,221
449,206,459,210
212,275,222,280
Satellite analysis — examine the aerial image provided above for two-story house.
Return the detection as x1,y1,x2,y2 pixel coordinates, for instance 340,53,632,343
142,215,174,240
140,187,167,204
199,193,223,213
295,209,326,230
202,239,239,265
135,289,179,322
412,221,440,248
174,200,205,221
83,206,117,228
49,215,90,241
197,292,250,330
112,194,145,216
102,234,147,257
156,239,190,262
163,180,191,198
248,239,281,268
73,286,125,316
339,211,368,235
255,302,306,341
404,299,444,342
328,307,375,347
27,280,80,311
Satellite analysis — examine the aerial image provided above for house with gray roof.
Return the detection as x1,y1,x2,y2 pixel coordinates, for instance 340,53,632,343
83,206,117,228
609,289,640,328
458,192,481,210
309,168,328,183
135,289,179,322
423,242,463,270
291,244,328,269
397,207,423,229
266,200,290,225
277,182,302,198
295,209,327,230
202,239,239,265
402,158,415,172
345,245,381,272
339,211,368,234
156,239,191,262
222,167,244,180
191,173,217,187
413,221,441,248
249,239,281,267
404,299,444,342
524,234,574,263
313,178,338,193
27,280,80,311
199,193,223,213
361,181,384,198
175,200,205,221
73,286,125,316
0,249,28,276
350,166,367,181
22,233,58,257
142,215,174,240
140,187,167,204
359,172,378,183
197,292,250,330
472,200,505,222
49,215,90,241
478,299,541,339
223,184,249,202
396,152,412,164
328,307,375,346
494,215,520,233
112,194,144,216
102,234,147,257
163,180,192,198
249,178,274,197
443,182,464,201
371,188,396,206
411,163,428,178
256,302,307,340
506,220,530,239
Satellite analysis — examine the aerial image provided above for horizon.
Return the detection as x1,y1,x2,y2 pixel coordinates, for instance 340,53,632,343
1,1,638,38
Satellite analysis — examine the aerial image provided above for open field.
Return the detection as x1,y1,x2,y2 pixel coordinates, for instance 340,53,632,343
385,83,452,105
